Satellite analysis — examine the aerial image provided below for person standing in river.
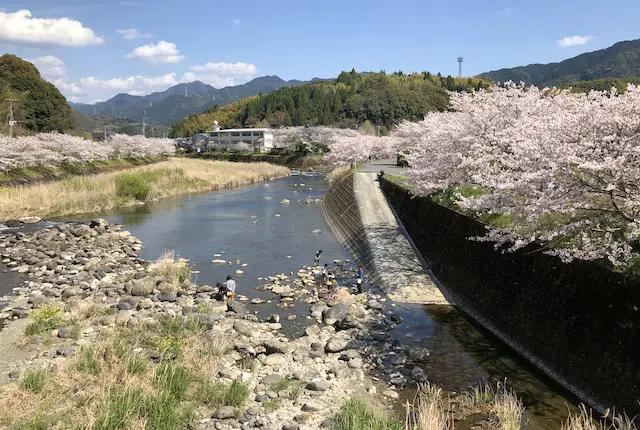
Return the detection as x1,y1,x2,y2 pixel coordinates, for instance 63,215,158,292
314,250,322,266
356,265,365,293
224,275,236,302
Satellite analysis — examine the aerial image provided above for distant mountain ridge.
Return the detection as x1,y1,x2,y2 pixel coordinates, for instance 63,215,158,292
479,39,640,87
69,76,310,126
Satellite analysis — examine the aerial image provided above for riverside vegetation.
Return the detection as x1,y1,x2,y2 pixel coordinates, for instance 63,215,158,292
0,158,289,222
0,220,633,430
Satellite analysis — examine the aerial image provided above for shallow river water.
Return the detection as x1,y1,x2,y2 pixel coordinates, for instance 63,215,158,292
41,174,580,428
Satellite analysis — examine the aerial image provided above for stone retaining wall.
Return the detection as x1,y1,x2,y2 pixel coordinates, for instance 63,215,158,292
379,177,640,416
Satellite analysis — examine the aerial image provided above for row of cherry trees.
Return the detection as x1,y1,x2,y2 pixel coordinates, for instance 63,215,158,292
396,84,640,266
0,133,175,172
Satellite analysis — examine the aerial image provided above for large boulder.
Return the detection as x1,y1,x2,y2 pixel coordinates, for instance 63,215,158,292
323,303,350,326
325,335,350,353
228,301,248,317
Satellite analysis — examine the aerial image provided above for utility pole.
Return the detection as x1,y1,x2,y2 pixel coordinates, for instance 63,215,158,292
142,110,148,137
5,98,18,138
376,124,380,137
104,126,107,140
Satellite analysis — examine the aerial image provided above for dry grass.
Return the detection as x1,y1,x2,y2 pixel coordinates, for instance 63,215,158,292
328,165,351,186
492,383,525,430
147,251,192,290
0,158,289,221
562,404,637,430
406,383,455,430
0,315,232,429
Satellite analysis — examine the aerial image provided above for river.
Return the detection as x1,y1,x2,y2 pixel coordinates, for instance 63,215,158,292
12,173,579,428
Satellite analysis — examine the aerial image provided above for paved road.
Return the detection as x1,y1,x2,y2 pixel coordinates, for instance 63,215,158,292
356,159,407,176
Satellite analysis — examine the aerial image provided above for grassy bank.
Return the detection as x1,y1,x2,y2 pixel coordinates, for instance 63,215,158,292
0,157,164,187
331,383,635,430
194,152,328,170
0,158,289,221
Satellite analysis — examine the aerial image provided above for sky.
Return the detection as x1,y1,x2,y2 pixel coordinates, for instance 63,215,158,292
1,0,640,104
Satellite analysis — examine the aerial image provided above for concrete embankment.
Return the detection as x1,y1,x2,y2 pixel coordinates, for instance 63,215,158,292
322,172,448,304
378,177,640,417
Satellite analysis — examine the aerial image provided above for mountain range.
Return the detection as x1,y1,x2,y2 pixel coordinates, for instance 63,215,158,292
479,39,640,88
70,76,318,126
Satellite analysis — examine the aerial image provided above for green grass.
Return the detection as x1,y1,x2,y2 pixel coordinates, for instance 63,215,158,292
75,348,102,376
0,157,162,185
330,398,403,430
115,172,153,201
126,358,148,375
15,414,60,430
154,362,191,401
144,391,195,430
263,399,282,412
270,378,303,400
24,305,65,336
195,380,250,409
93,388,145,430
20,370,46,393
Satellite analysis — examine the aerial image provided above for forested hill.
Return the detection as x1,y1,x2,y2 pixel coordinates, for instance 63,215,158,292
480,39,640,88
0,54,75,133
169,70,490,137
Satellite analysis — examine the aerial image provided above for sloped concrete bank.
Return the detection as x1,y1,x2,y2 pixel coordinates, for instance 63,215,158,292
378,177,640,417
321,172,448,304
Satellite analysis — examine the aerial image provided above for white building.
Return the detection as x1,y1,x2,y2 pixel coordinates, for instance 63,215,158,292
206,128,274,153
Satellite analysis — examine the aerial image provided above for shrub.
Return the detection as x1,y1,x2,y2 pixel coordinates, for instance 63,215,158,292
20,370,46,393
115,173,152,201
24,305,65,336
195,380,249,409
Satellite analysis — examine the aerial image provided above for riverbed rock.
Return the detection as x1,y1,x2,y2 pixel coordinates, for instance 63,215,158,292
229,301,248,317
323,303,350,326
58,327,74,339
301,401,322,412
407,346,430,362
213,406,236,419
260,374,284,386
157,291,176,302
233,320,257,337
325,335,349,353
306,379,330,392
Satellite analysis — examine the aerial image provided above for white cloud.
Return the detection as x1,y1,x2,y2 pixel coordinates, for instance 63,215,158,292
557,35,593,48
28,55,66,79
116,28,151,40
56,73,180,103
184,62,258,88
0,9,103,48
232,19,240,25
125,40,184,64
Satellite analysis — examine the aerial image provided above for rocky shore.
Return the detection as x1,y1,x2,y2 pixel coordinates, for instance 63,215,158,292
0,220,418,429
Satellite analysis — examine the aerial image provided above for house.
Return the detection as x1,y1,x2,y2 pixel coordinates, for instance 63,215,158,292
92,131,116,141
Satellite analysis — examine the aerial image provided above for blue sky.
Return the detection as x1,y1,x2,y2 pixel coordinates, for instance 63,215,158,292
1,0,639,103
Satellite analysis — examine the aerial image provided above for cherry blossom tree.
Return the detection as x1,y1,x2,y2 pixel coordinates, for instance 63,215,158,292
0,132,175,171
399,83,640,266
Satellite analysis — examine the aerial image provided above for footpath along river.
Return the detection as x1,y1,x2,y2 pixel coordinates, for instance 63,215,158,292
8,173,580,428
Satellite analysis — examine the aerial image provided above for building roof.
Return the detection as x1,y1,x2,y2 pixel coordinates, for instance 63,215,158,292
206,128,272,133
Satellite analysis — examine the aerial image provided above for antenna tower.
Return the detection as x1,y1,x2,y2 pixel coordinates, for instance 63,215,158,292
5,98,18,137
457,57,463,78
